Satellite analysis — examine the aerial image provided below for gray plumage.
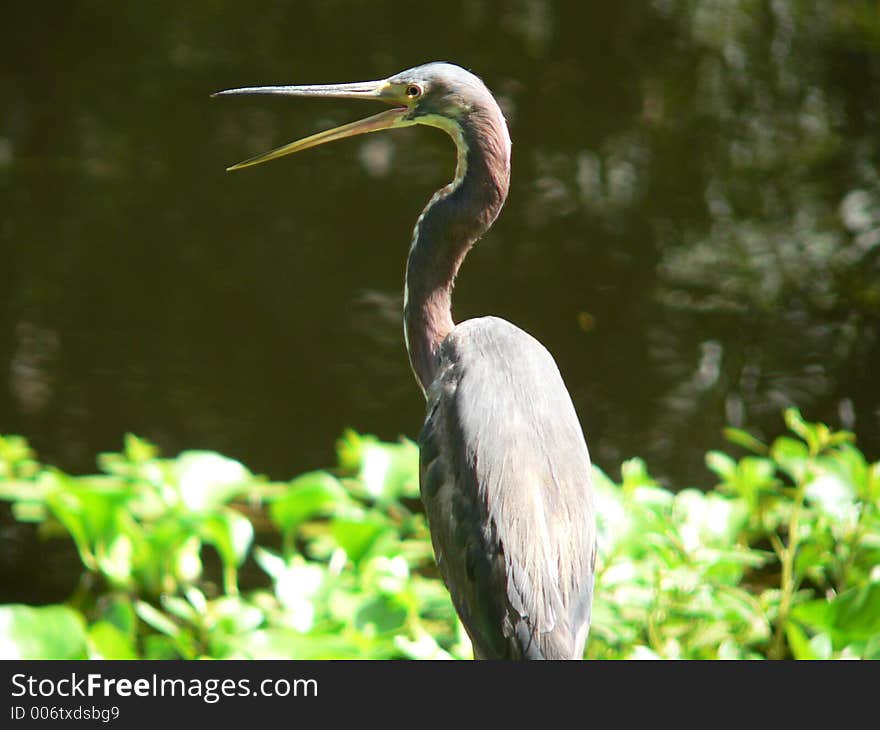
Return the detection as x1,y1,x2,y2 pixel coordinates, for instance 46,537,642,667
419,317,595,659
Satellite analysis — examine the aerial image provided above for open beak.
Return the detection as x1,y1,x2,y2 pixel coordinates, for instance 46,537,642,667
212,79,411,171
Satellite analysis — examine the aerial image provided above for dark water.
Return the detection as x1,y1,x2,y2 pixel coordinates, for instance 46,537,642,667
2,1,879,503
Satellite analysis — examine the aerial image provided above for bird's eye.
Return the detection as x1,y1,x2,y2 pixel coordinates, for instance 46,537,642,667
406,84,423,99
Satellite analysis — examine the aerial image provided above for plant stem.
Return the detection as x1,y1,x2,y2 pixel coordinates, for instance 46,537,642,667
769,479,807,659
223,564,238,597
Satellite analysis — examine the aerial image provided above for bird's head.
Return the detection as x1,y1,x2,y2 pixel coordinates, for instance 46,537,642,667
213,62,503,171
385,62,496,123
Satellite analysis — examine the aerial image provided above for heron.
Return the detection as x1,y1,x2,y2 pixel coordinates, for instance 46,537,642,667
215,62,596,659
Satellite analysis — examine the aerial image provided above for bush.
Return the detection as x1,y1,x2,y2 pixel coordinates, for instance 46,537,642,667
1,409,877,659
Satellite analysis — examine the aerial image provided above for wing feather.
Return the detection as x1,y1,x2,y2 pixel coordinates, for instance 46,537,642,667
418,316,595,659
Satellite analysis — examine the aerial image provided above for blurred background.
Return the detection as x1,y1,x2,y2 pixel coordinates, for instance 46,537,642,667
2,3,878,501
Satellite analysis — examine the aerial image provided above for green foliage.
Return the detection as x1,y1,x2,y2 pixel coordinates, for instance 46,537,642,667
0,431,463,659
1,409,878,659
0,605,89,659
587,408,879,659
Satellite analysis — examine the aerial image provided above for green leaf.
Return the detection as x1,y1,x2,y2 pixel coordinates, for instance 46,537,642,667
252,546,287,580
336,429,365,473
336,431,420,501
723,427,768,454
782,408,846,456
354,595,409,635
395,628,456,660
674,489,746,549
809,632,832,660
805,470,856,524
269,471,349,533
0,435,39,478
785,622,816,660
208,596,265,635
98,533,135,587
124,433,159,463
271,558,326,632
792,582,880,644
784,408,811,441
705,451,736,482
330,517,393,566
864,634,880,660
826,444,870,500
134,601,180,637
0,604,88,659
142,634,180,660
185,586,208,616
726,457,780,510
173,452,251,511
199,509,254,568
620,458,657,491
161,595,200,625
10,501,48,522
770,437,809,483
96,595,137,640
0,478,50,503
43,474,134,573
88,621,137,659
365,438,420,501
830,582,880,640
231,628,363,659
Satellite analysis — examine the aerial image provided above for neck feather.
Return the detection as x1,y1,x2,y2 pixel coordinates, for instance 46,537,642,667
404,110,511,394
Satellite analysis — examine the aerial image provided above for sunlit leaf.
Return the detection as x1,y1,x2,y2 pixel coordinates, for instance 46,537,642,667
362,555,410,595
674,489,746,550
336,431,420,501
785,622,816,660
0,478,50,503
134,601,180,638
784,408,811,442
829,582,880,640
0,435,39,479
269,471,349,533
274,559,325,632
143,635,179,660
124,433,159,463
620,458,657,492
253,546,287,579
10,501,47,522
809,632,832,660
330,516,393,565
88,621,137,659
199,510,254,568
96,595,137,641
174,535,203,583
395,628,455,660
208,596,264,635
355,595,409,635
805,470,857,524
705,451,737,482
161,595,199,625
770,437,809,483
173,452,251,511
0,604,88,659
232,629,362,659
723,428,768,454
98,533,135,587
628,645,662,660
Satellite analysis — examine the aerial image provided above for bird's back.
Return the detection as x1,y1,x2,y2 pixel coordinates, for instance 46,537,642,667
418,316,596,659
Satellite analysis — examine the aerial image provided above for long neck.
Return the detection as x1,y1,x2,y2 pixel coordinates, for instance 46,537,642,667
404,112,511,394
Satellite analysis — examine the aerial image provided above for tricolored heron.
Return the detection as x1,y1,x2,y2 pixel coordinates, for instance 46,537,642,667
215,63,596,659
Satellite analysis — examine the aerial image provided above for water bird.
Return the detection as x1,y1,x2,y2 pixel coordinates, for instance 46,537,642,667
215,62,596,659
